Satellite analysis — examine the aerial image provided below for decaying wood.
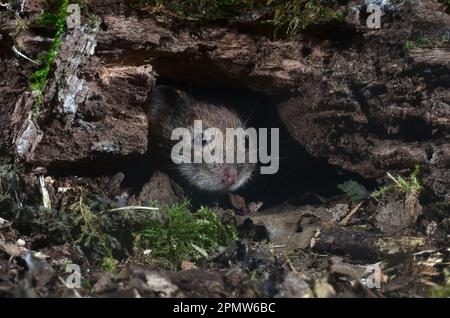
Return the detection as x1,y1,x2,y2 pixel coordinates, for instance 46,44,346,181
310,227,427,263
0,0,448,204
409,48,450,66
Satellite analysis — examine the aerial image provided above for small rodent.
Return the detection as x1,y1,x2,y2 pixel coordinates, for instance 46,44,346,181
146,85,256,192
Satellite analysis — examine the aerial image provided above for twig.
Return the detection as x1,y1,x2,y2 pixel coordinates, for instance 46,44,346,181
339,202,363,226
133,288,142,298
283,252,309,281
413,249,436,256
12,46,38,64
99,206,160,214
39,175,52,209
298,210,321,221
386,172,402,188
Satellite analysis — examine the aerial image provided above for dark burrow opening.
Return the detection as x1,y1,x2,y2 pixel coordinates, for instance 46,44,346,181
118,78,375,209
44,80,377,210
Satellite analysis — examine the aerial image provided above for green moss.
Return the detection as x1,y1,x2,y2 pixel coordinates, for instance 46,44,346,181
430,269,450,298
29,0,69,119
81,278,95,290
133,0,345,37
0,163,118,267
405,36,449,50
270,0,343,37
2,162,226,271
66,189,119,261
134,201,237,270
434,201,450,208
133,0,257,18
371,165,422,201
3,169,235,272
431,285,450,297
100,256,119,272
0,159,19,217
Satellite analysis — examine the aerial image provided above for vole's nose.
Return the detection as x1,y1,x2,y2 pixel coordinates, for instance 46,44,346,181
222,167,237,186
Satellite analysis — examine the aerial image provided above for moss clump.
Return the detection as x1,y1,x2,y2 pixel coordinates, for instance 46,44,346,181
65,189,120,262
135,0,258,19
1,162,236,272
0,159,19,216
430,269,450,298
100,256,119,273
405,36,449,50
134,201,237,270
0,162,124,268
270,0,343,37
3,159,237,272
29,0,70,119
371,165,422,201
434,201,450,209
133,0,344,37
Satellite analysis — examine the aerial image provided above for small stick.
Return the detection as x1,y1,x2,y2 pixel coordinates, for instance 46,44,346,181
12,46,38,65
339,202,363,226
386,172,402,187
99,206,159,214
283,252,309,281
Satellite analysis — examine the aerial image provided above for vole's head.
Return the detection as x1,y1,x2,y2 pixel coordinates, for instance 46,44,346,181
178,106,256,192
149,86,256,192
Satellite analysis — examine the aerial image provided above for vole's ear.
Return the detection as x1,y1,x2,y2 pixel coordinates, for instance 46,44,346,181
146,85,189,112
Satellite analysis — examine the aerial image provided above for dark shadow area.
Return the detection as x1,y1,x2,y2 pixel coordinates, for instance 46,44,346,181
121,79,372,208
46,79,376,209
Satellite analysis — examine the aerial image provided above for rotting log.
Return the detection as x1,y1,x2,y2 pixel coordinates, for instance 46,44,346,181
0,0,449,201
